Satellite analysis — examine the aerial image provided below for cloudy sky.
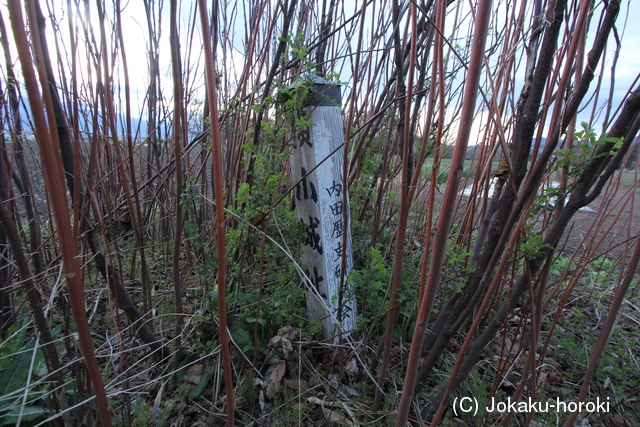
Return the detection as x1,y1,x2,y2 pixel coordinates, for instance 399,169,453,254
1,0,638,142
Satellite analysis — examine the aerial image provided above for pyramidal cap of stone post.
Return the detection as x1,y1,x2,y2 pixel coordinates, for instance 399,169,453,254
306,75,341,106
288,74,357,342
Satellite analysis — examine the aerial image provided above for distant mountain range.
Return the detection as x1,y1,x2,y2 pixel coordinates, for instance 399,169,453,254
8,97,151,141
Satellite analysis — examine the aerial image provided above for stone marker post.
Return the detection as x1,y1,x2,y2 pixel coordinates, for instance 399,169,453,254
290,76,357,342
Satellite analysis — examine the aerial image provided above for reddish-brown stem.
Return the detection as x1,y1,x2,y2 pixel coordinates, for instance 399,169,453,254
170,0,186,336
198,1,235,424
9,1,112,425
396,0,493,424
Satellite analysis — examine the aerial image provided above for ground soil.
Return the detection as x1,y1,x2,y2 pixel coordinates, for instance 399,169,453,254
561,177,640,263
454,172,640,264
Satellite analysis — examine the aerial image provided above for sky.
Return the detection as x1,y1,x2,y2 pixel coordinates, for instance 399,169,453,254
1,0,638,143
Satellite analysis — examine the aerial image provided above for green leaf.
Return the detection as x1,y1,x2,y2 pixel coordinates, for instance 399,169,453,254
189,364,214,398
0,343,35,398
229,327,253,353
0,405,47,424
238,293,258,304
